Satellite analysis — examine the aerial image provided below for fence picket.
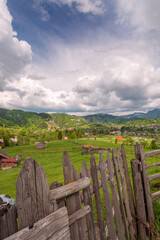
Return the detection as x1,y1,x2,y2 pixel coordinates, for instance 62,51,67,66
131,159,147,240
107,152,126,240
63,151,80,240
99,154,117,240
90,153,106,240
117,149,135,240
81,160,97,240
16,158,54,231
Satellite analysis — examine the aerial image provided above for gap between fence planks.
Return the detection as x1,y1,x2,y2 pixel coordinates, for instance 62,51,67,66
107,151,126,240
117,149,135,240
5,207,70,240
121,145,137,236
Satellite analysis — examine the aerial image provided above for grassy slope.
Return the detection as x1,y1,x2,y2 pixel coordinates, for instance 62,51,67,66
0,137,160,231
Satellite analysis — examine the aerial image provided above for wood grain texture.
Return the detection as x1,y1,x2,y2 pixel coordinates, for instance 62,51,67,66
131,159,147,240
135,145,155,228
16,158,54,231
121,145,137,236
99,154,117,240
5,207,70,240
81,160,97,240
63,151,80,240
117,149,135,240
112,151,129,240
107,152,126,240
90,153,106,240
0,205,18,240
49,177,90,200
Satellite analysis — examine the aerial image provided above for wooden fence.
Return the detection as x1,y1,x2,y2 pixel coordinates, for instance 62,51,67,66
0,144,160,240
131,145,160,239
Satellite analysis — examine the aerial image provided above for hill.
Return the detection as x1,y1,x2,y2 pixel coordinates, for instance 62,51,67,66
0,108,160,129
83,109,160,124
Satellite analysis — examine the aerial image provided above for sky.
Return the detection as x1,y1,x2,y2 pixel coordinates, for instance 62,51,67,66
1,0,160,115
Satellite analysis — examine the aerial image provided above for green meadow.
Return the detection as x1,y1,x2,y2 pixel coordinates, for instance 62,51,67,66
1,137,160,230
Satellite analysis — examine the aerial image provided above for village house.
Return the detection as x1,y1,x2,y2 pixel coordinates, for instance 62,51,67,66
10,136,18,143
35,141,46,149
0,139,3,149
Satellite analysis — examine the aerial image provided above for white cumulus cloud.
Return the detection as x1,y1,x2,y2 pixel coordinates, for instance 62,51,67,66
0,0,32,91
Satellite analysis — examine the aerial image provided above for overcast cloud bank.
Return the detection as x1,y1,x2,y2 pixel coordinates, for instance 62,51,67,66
1,0,160,115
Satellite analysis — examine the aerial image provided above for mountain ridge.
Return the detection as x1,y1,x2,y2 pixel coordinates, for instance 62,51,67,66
0,107,160,128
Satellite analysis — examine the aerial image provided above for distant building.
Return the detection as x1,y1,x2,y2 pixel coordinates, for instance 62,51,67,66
35,141,46,149
0,139,3,149
116,136,123,141
0,150,10,166
10,136,18,143
62,136,68,140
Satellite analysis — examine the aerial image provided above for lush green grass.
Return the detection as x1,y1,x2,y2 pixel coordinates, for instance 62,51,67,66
1,138,160,233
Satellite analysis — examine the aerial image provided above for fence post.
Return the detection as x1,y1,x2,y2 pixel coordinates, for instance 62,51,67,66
81,160,97,240
0,205,18,239
63,151,82,240
112,151,130,240
131,159,147,240
107,152,126,240
117,149,135,239
135,145,154,231
16,158,54,230
99,154,117,240
121,144,137,235
90,153,106,240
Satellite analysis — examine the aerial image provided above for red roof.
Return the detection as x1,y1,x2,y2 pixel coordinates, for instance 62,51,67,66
116,137,123,141
2,158,17,163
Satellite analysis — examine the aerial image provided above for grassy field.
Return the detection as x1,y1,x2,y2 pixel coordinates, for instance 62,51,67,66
1,137,160,232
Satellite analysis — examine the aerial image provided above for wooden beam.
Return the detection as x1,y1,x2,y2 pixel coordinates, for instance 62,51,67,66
148,173,160,182
145,150,160,158
147,162,160,168
5,207,70,240
49,177,90,200
151,191,160,199
69,205,91,225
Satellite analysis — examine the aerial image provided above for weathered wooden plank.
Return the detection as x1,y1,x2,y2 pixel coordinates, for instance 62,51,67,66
90,153,106,240
121,145,137,235
99,154,117,240
63,151,80,240
81,160,97,240
50,182,65,209
5,207,70,240
145,149,160,158
117,149,135,240
112,151,129,240
49,177,90,200
72,164,86,240
151,191,160,199
107,152,125,240
69,205,91,225
147,162,160,168
16,158,54,231
0,205,18,240
135,145,155,228
148,173,160,182
131,159,147,240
